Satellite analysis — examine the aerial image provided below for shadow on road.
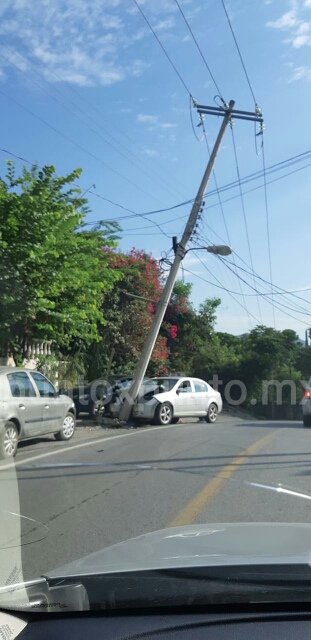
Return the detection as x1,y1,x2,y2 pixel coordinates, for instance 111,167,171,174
18,436,55,450
16,447,311,481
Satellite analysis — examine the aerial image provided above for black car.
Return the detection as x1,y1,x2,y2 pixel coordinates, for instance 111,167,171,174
71,375,135,418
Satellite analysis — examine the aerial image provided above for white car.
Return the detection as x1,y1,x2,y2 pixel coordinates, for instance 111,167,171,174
133,376,222,425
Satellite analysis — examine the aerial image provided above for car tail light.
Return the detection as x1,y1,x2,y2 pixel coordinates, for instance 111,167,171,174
304,390,311,398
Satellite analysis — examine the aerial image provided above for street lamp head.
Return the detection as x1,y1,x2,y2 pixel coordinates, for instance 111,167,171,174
206,244,232,256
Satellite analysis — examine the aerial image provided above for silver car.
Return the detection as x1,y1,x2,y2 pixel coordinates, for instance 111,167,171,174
0,367,76,459
133,376,223,425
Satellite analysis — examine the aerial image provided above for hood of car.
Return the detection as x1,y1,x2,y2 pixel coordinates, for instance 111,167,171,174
151,391,172,402
46,523,311,580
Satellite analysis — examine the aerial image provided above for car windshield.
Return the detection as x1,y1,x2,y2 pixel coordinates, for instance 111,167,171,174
143,378,179,393
1,0,311,617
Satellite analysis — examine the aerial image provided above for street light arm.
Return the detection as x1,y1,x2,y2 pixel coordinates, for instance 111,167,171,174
185,245,232,257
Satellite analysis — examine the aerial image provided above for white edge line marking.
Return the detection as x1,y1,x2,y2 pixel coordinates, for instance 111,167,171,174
0,422,195,472
248,481,311,501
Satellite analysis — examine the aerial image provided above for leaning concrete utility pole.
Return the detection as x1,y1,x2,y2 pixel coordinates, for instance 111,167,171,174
119,101,235,422
120,99,264,421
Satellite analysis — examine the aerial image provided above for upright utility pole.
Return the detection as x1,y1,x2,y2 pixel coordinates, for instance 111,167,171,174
119,100,235,422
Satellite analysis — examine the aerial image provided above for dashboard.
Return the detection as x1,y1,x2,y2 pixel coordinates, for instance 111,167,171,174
13,607,311,640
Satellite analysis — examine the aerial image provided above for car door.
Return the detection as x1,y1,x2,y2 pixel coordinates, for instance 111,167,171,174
193,379,210,415
30,372,62,434
174,379,195,416
7,371,43,438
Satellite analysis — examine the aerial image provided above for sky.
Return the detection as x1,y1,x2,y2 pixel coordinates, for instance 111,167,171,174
0,0,310,338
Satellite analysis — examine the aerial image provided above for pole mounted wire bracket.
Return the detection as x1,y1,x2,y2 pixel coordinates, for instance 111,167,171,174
191,95,198,108
198,113,205,128
256,122,265,136
197,103,264,124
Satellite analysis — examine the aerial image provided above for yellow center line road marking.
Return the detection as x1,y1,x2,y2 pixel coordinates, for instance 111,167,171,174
167,429,279,528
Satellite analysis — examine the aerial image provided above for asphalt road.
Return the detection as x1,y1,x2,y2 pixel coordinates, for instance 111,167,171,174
2,412,311,581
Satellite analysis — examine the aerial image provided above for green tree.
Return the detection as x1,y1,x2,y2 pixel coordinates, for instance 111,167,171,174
0,161,120,360
165,283,222,378
239,326,303,408
85,249,170,380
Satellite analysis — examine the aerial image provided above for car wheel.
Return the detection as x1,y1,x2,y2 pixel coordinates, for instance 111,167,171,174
55,412,76,441
303,415,311,427
88,401,96,419
154,403,173,426
0,421,18,459
205,403,218,423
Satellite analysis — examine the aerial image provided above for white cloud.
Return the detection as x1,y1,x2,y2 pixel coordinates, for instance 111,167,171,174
0,0,151,87
161,122,177,129
131,59,151,76
267,10,297,29
292,33,311,46
137,113,158,124
153,16,175,30
131,28,148,41
297,21,311,32
267,4,311,53
288,65,311,81
144,148,158,157
137,114,177,134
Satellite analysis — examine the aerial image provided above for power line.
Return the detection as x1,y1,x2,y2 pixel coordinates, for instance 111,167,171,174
0,147,171,240
262,140,275,327
2,144,311,228
98,153,311,222
133,0,192,95
200,219,311,316
127,150,311,228
195,224,311,318
0,87,168,207
219,256,311,327
0,44,188,198
224,258,311,313
190,249,261,324
221,257,311,316
189,95,204,142
174,0,223,97
182,265,311,299
198,159,311,234
106,155,311,226
220,0,257,105
201,123,254,328
230,125,263,323
0,45,186,203
1,132,309,320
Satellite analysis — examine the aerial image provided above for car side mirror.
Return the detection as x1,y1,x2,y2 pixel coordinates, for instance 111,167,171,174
176,389,180,395
57,389,67,396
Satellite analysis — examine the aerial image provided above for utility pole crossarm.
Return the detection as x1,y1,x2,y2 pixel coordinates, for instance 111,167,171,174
119,100,235,423
196,104,264,124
